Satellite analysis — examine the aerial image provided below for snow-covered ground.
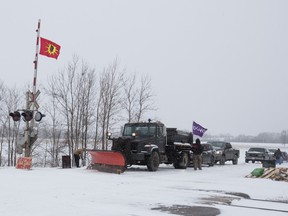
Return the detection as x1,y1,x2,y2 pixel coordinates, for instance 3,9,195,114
1,142,288,216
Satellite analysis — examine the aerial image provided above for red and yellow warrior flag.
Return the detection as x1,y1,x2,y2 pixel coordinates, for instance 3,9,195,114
39,37,61,59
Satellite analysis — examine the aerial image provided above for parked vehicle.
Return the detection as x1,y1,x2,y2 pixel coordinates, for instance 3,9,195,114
282,152,288,161
245,147,272,163
268,148,277,157
267,148,287,162
207,141,239,165
190,143,216,166
89,120,193,173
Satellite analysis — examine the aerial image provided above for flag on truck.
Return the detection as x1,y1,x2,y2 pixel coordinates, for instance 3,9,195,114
192,121,207,137
39,37,61,59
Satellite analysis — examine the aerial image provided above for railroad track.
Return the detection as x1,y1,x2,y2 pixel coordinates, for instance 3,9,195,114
227,198,288,213
195,189,288,213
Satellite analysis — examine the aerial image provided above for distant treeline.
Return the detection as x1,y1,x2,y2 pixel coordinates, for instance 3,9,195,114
203,130,288,144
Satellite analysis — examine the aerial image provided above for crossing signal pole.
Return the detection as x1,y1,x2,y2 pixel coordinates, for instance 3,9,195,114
9,19,45,158
24,19,41,157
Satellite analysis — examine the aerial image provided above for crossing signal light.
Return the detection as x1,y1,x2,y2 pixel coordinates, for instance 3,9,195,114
34,111,45,122
21,111,33,122
9,111,21,121
9,110,45,122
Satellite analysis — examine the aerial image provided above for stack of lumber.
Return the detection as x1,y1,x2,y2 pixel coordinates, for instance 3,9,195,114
246,168,288,182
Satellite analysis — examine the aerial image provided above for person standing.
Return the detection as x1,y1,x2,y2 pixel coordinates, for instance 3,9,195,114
191,138,204,170
73,148,85,168
274,148,283,165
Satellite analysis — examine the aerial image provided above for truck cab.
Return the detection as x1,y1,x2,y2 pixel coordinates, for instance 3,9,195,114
122,121,166,154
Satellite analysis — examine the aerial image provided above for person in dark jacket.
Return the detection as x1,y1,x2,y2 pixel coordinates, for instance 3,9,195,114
191,138,204,170
274,148,283,165
73,148,85,168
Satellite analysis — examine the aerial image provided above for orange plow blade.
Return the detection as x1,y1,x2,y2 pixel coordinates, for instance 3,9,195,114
89,150,126,174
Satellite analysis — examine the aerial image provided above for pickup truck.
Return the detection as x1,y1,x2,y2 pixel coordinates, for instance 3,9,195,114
245,147,272,163
207,141,240,165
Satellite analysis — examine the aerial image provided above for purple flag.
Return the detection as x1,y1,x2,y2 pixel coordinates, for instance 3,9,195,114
192,121,207,137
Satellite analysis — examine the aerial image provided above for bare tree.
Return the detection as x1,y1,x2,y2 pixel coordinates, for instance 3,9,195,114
40,92,66,167
1,86,22,166
0,81,6,166
97,59,124,150
45,56,97,161
93,84,101,149
122,73,156,123
122,73,137,123
135,74,156,122
78,63,96,162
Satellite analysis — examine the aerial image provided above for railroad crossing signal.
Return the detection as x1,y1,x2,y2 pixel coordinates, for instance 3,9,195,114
34,111,45,122
9,110,45,122
9,111,21,121
21,110,33,122
28,90,40,109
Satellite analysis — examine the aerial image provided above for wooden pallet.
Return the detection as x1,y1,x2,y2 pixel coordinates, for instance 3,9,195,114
246,168,288,182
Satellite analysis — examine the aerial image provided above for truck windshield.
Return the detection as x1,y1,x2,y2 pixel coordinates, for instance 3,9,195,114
209,142,226,149
123,124,156,137
248,148,265,153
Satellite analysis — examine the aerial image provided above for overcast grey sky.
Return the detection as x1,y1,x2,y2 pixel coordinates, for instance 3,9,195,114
1,0,288,136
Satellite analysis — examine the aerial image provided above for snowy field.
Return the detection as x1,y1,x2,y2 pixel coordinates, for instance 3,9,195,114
1,142,288,216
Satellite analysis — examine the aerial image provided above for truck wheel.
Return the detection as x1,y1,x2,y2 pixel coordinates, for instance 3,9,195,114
173,152,189,169
220,156,225,165
147,151,160,171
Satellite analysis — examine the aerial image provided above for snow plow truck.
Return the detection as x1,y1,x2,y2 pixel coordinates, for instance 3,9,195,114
89,120,193,173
